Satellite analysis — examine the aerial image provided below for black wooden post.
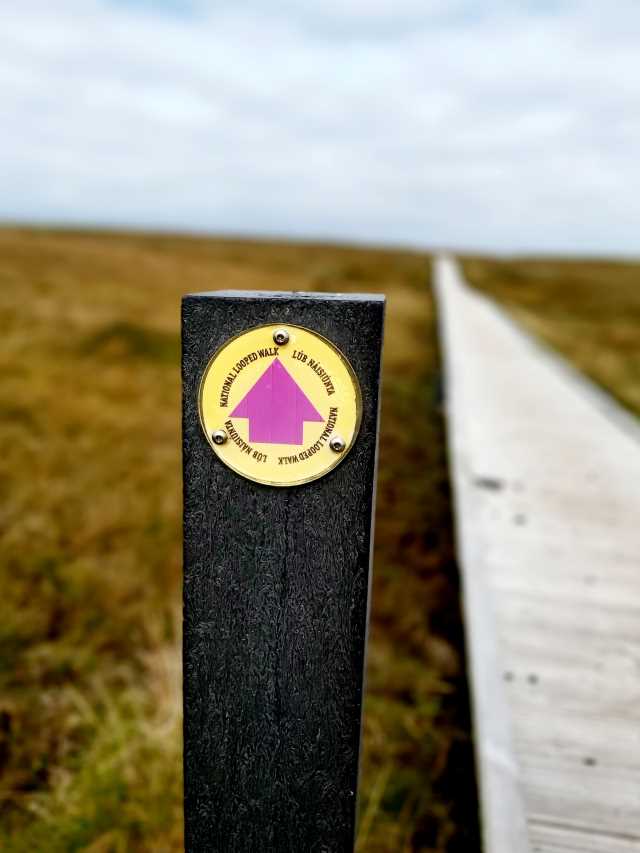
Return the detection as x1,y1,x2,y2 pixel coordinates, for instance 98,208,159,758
182,291,385,852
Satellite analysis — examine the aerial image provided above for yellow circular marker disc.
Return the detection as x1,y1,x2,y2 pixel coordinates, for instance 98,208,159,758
198,323,362,487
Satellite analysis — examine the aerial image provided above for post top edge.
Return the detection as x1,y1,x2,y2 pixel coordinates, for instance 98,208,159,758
183,290,386,303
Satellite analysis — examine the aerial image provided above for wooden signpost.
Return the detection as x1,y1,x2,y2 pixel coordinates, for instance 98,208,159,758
182,290,385,852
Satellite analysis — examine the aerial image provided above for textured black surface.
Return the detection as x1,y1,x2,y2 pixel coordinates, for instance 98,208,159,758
182,292,385,853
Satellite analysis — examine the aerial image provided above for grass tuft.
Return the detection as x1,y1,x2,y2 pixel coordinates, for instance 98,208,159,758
80,321,180,364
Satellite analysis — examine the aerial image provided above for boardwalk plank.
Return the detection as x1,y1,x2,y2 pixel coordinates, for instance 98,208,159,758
435,257,640,852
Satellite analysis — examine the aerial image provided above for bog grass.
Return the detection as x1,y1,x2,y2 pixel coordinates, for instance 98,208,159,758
0,229,479,851
462,256,640,418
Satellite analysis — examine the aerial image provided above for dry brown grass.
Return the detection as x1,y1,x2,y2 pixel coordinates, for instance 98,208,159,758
462,256,640,417
0,228,479,851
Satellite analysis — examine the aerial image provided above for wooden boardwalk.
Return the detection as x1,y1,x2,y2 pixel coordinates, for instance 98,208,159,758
435,257,640,853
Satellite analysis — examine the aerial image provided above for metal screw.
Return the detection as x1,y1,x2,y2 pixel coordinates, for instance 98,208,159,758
212,429,228,446
329,435,346,453
273,328,290,346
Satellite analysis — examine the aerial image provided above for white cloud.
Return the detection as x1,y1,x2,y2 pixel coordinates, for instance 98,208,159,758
1,0,639,253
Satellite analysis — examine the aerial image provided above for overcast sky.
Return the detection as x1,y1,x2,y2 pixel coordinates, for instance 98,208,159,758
2,0,639,253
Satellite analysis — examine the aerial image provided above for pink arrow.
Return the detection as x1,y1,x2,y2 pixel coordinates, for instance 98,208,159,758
231,358,324,445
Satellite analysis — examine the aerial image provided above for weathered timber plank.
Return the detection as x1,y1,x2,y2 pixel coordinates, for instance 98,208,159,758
434,257,531,853
530,821,640,853
435,256,640,852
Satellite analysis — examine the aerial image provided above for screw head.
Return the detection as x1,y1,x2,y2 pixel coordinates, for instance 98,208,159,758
273,328,290,346
329,434,346,453
212,429,228,446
